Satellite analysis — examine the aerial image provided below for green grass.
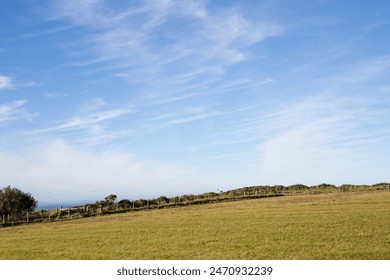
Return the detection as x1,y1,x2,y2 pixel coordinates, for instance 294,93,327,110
1,191,389,259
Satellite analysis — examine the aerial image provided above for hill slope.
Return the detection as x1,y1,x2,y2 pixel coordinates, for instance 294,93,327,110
1,191,389,259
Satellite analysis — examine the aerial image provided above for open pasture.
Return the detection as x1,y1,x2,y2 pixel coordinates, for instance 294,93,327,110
1,191,389,259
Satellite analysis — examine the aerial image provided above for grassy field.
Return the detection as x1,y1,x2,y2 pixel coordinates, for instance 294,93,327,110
0,191,389,259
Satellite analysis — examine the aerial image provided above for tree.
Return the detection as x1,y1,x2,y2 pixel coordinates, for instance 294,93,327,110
156,196,169,205
135,199,147,208
104,194,117,210
0,186,38,219
105,194,117,204
94,194,118,208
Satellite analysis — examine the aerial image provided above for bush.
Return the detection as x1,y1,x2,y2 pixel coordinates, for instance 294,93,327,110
118,199,131,209
0,186,38,220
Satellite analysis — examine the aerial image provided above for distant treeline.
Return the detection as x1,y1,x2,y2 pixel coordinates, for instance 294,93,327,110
88,182,390,213
1,183,390,227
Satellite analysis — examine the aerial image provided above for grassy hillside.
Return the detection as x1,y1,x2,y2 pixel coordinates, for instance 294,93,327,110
0,191,389,259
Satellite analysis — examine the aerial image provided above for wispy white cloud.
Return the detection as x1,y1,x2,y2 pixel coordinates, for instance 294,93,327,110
44,92,69,98
195,152,247,161
0,139,205,202
0,74,42,90
148,104,249,128
19,81,44,88
192,9,281,65
168,112,215,125
0,100,35,123
139,105,217,132
331,55,390,84
33,97,137,147
20,25,74,39
50,0,281,83
45,109,131,131
50,0,106,27
0,75,13,90
84,97,107,111
256,93,390,185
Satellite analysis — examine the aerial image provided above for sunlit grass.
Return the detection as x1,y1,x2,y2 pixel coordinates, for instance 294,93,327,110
1,191,389,259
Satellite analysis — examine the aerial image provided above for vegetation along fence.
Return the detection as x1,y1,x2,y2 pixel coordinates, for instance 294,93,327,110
1,183,390,227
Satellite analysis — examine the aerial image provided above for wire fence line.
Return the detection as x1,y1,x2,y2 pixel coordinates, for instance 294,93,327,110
1,183,390,227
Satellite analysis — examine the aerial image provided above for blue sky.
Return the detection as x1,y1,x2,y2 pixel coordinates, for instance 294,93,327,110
1,0,390,203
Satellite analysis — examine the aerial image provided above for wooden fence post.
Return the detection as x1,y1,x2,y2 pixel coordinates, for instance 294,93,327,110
3,214,5,224
26,212,29,223
68,208,70,219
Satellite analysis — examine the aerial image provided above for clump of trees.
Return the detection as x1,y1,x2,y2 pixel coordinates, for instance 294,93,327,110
0,186,38,220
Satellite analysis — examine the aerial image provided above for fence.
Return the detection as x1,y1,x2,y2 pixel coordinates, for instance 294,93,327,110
1,183,390,227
